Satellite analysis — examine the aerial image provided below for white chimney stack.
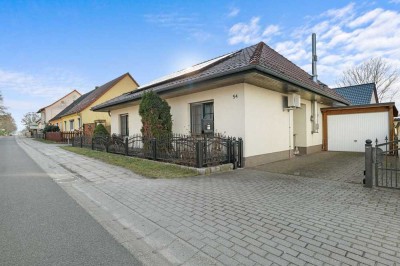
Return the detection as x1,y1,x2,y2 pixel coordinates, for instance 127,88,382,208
312,33,318,82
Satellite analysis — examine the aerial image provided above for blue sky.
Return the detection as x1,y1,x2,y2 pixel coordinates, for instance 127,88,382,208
1,0,399,130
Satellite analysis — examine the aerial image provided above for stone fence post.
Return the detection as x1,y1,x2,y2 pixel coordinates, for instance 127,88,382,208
365,139,373,188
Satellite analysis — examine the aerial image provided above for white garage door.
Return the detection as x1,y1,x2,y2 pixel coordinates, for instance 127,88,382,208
328,112,389,152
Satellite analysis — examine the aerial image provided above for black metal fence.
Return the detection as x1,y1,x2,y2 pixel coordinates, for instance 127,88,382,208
72,133,244,169
365,136,400,189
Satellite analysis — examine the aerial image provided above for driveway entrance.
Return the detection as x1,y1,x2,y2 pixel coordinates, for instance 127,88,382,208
252,151,365,183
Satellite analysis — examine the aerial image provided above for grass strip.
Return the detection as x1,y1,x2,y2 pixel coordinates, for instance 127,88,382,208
33,138,59,144
61,146,198,179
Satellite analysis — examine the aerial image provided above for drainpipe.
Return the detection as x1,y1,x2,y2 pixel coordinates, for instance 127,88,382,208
288,109,293,158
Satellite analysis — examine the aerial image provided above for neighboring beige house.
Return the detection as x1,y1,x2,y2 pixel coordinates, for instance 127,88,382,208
92,42,350,167
37,90,81,130
49,73,138,135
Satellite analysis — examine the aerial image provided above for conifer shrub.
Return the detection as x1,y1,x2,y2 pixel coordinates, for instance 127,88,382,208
93,124,110,137
139,91,172,139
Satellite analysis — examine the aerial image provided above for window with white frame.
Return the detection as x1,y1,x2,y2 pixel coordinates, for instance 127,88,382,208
77,118,81,129
120,114,129,137
64,121,67,131
190,101,214,134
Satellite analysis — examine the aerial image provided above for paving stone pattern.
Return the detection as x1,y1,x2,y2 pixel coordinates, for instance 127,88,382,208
253,152,365,183
21,139,400,265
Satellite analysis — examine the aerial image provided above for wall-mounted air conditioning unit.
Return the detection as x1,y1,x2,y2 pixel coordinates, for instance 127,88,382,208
288,94,301,108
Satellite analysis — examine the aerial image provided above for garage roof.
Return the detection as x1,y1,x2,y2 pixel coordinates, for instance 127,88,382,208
321,102,398,117
332,83,378,105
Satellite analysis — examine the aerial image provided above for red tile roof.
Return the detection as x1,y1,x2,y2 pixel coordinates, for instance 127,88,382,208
92,42,349,111
50,72,136,121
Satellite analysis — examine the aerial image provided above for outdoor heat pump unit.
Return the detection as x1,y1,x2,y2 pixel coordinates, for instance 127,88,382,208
288,93,301,108
201,119,214,134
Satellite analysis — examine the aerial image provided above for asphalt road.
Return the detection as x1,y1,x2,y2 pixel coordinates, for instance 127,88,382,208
0,137,141,266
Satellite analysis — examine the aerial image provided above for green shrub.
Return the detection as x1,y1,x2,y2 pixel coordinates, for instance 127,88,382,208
139,91,172,139
93,124,110,136
43,124,60,133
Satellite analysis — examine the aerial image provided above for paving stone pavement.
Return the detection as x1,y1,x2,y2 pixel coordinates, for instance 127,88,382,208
19,138,400,266
252,152,365,184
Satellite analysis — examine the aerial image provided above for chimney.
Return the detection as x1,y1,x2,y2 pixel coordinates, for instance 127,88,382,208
312,33,318,82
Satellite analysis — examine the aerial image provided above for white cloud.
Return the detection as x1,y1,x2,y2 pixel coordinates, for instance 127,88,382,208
228,7,240,17
144,12,210,42
347,8,384,28
321,3,355,20
0,68,88,99
0,68,90,130
228,17,280,45
227,3,400,89
263,25,280,37
389,0,400,4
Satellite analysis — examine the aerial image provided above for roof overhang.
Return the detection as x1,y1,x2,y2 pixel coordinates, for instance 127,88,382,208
321,102,398,117
92,66,349,112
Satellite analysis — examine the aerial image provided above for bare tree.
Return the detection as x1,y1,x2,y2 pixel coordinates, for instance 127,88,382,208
0,113,17,135
337,57,399,102
21,112,40,130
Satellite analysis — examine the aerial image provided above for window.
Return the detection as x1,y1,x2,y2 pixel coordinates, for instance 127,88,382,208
69,120,74,131
77,118,81,129
190,102,214,134
64,121,67,131
120,114,129,137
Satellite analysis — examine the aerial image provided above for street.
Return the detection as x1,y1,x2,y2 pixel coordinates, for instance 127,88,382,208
0,136,141,266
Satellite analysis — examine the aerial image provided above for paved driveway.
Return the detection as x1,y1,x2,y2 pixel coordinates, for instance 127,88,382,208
252,152,365,183
19,138,400,266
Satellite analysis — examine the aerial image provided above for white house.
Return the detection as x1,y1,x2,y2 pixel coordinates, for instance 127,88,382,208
92,42,351,167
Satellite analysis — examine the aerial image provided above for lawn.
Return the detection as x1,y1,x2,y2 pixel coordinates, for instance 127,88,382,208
61,146,198,179
33,138,59,144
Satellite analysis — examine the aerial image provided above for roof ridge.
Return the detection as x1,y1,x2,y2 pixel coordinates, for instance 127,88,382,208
262,42,317,82
333,82,376,90
249,42,265,65
37,89,81,113
138,51,239,90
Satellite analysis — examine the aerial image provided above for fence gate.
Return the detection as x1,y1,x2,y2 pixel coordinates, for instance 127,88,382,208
365,137,400,189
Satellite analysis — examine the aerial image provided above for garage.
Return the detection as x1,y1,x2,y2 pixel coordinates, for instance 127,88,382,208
321,103,398,152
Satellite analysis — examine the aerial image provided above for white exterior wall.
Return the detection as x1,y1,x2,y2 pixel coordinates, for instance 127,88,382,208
109,82,327,161
305,102,327,147
293,103,307,147
243,88,325,158
371,94,377,104
110,84,245,138
244,84,292,157
110,105,140,135
45,91,81,122
167,84,245,137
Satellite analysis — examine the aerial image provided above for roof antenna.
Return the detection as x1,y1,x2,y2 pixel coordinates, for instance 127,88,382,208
312,33,318,82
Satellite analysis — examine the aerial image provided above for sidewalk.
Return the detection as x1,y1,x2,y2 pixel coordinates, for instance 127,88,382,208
18,137,400,266
18,138,211,266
